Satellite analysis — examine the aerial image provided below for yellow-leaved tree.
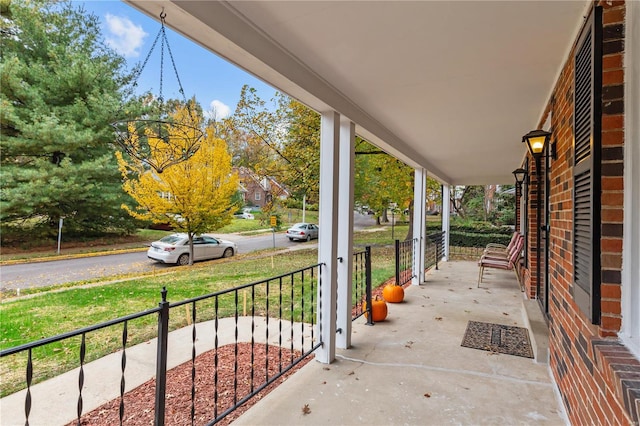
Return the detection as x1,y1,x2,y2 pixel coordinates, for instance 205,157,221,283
116,104,239,265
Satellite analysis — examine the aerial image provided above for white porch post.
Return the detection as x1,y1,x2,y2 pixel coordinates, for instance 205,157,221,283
441,184,451,261
336,118,355,349
316,111,340,364
412,168,427,285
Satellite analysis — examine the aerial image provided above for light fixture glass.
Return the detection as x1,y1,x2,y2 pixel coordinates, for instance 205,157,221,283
522,129,552,159
512,168,527,185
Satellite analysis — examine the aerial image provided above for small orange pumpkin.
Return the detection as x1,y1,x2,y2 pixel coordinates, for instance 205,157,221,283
364,296,388,322
382,284,404,303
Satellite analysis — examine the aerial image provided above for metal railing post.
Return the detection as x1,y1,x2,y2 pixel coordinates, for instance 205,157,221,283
154,287,169,426
365,246,373,325
435,235,439,270
394,239,400,286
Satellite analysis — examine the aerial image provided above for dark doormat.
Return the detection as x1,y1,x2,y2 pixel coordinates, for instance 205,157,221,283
461,321,534,359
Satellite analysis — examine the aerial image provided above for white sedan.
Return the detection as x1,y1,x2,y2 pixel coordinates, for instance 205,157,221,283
148,233,237,266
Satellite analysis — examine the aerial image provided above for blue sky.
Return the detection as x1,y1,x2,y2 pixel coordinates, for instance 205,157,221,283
78,1,278,120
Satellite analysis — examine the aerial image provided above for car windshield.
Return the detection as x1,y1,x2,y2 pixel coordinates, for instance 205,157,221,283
159,235,184,245
293,224,307,229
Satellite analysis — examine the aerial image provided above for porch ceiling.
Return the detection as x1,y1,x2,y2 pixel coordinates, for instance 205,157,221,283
125,0,588,185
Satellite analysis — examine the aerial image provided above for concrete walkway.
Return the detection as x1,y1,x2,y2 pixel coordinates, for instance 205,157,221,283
1,260,566,425
235,261,567,425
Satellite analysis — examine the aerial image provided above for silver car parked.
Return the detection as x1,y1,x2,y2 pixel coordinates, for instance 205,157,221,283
286,223,319,242
148,233,237,266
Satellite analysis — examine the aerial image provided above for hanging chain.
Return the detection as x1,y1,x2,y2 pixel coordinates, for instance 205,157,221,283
126,9,188,106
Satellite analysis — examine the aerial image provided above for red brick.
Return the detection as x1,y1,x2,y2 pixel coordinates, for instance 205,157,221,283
601,238,623,253
601,300,622,315
602,115,624,131
601,209,624,222
602,130,624,146
601,253,622,269
603,69,624,85
601,284,622,299
599,1,625,10
602,177,623,191
602,192,624,206
601,315,622,331
603,54,623,70
603,7,626,25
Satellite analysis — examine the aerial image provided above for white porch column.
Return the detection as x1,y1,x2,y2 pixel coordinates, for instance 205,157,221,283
316,111,340,364
336,118,355,349
412,168,427,285
441,184,451,261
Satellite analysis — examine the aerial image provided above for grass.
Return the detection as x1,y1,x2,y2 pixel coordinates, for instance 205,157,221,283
0,231,396,397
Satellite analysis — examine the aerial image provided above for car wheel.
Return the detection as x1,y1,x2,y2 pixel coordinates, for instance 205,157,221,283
223,247,234,258
288,237,294,241
306,234,311,242
177,253,189,266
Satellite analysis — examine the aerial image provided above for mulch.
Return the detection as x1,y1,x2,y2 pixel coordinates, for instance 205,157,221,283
72,279,411,425
71,343,311,426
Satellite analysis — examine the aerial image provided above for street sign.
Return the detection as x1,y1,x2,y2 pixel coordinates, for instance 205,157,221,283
270,215,277,227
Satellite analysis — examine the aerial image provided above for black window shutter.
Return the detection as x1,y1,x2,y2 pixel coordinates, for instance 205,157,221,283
573,6,602,324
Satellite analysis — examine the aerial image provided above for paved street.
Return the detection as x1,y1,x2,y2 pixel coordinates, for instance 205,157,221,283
0,213,377,290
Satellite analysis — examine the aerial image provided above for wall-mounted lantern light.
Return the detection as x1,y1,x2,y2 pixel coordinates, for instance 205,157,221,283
522,129,552,161
512,168,527,187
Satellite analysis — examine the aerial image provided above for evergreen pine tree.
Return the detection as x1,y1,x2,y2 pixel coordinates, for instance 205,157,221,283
0,0,139,240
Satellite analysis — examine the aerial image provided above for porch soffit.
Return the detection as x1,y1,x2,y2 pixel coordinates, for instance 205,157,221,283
125,0,588,185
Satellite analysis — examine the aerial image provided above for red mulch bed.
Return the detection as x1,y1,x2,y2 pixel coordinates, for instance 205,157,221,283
73,279,411,425
71,343,311,426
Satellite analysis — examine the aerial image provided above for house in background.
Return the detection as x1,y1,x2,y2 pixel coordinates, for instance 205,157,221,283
234,166,290,208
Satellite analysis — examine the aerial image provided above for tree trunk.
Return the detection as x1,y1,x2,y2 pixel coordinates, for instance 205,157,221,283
405,199,414,241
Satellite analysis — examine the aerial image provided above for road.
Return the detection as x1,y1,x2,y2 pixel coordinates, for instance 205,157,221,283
0,213,376,290
0,232,297,290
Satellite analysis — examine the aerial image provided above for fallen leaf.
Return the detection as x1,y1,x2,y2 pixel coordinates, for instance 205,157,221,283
302,404,311,415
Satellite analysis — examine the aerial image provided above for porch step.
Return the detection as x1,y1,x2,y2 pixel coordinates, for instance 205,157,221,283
522,299,550,364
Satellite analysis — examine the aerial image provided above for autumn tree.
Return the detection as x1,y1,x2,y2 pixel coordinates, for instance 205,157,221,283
117,105,239,265
230,86,320,218
0,0,137,241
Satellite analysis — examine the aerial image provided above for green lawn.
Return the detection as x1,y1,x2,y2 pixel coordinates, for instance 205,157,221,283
0,234,396,397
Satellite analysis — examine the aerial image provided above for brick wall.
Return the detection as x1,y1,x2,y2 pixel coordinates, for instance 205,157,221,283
522,1,637,424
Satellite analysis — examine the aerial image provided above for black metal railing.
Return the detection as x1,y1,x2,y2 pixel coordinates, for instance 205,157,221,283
395,238,417,287
426,231,446,271
0,263,323,426
351,246,373,324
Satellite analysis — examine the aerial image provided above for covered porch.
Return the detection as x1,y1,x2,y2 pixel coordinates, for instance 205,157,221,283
235,260,561,425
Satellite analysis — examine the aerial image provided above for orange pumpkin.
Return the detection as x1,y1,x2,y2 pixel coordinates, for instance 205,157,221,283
382,284,404,303
364,296,388,322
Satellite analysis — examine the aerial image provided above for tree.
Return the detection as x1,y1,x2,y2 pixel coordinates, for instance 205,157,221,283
230,86,320,210
0,0,137,240
116,105,239,265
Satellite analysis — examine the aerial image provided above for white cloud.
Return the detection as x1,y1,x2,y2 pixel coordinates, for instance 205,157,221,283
105,14,147,58
206,100,231,121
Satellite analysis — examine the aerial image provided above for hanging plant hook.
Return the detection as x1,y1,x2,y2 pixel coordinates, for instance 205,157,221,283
111,10,203,173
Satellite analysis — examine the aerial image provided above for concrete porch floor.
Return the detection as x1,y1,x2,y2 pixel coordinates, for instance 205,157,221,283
234,260,567,425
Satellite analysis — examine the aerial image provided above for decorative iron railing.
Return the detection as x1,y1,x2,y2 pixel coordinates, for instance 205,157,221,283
426,231,446,271
395,238,417,287
0,263,323,426
351,246,373,324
